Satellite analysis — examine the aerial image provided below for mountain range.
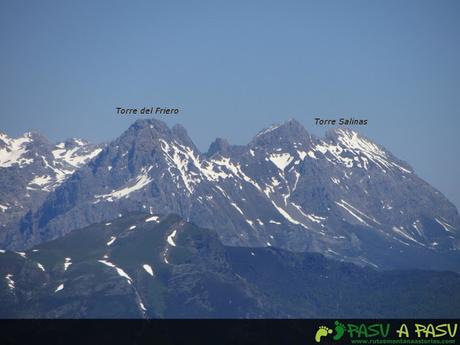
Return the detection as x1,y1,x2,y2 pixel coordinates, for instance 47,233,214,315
1,118,460,318
1,119,458,271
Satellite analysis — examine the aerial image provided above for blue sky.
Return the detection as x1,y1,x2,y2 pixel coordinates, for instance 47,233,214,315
1,0,459,208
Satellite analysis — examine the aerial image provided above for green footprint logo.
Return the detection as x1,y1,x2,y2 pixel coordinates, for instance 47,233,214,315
333,321,346,341
315,326,333,343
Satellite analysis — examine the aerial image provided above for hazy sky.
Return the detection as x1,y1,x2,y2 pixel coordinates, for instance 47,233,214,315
1,1,459,208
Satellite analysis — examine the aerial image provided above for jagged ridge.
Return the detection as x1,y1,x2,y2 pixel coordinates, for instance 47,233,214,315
1,119,459,271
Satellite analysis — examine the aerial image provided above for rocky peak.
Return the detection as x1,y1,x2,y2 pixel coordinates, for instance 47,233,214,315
207,138,230,157
250,119,310,149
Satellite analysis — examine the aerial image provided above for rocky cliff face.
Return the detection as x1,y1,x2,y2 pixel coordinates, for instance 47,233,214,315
1,119,459,270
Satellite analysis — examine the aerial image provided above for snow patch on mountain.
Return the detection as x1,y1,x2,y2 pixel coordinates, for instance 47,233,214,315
256,124,281,137
269,153,293,171
94,167,153,202
435,218,455,233
167,230,177,247
142,264,154,276
392,226,425,246
311,129,412,174
145,216,159,223
0,133,34,168
159,139,202,194
107,236,116,246
64,258,72,271
5,274,15,290
52,141,102,168
27,175,54,192
98,259,133,284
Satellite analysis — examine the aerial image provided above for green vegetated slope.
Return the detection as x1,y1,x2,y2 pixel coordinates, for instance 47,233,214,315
1,212,458,318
